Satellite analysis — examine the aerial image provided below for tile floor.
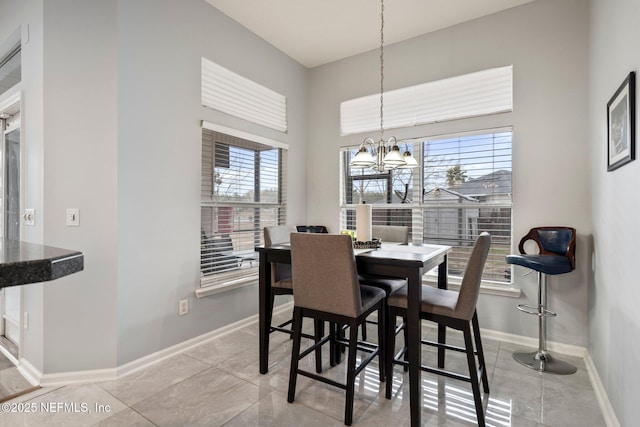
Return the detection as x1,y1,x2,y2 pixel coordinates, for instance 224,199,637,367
0,311,606,426
0,350,35,402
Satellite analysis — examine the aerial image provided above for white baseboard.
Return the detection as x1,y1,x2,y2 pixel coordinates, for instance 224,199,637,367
16,357,42,387
584,352,620,427
37,303,293,387
479,327,587,358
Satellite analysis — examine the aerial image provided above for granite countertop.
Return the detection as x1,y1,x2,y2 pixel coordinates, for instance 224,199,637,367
0,240,84,289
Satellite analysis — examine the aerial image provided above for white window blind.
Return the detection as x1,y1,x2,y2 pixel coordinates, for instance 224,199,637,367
340,129,513,284
201,57,288,133
201,126,287,292
341,66,513,135
340,143,419,237
420,130,512,283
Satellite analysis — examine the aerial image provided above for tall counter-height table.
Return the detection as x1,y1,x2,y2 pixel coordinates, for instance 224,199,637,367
0,239,84,289
256,242,451,427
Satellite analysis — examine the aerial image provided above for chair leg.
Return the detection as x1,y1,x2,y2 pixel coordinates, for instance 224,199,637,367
329,322,338,367
402,315,409,372
361,322,367,341
345,320,359,426
314,320,324,373
463,323,485,427
377,305,385,382
385,308,397,399
287,307,303,403
472,312,490,393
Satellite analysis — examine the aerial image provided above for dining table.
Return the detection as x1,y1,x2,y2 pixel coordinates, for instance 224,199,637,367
255,240,451,427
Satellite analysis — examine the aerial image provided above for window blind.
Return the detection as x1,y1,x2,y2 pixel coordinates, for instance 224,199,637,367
340,144,419,239
341,66,513,135
201,57,287,133
420,130,512,283
340,129,513,284
201,127,287,290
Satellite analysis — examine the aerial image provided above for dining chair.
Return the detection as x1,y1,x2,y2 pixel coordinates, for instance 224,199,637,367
288,233,386,426
264,225,324,373
385,232,491,426
371,225,409,244
358,225,409,342
505,226,577,374
295,225,328,233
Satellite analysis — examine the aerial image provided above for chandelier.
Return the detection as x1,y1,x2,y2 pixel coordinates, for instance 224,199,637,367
349,0,418,172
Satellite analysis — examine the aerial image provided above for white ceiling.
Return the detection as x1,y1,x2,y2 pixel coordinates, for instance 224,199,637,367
206,0,534,68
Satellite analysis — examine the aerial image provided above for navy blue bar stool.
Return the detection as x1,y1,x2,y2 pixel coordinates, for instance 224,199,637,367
506,226,577,375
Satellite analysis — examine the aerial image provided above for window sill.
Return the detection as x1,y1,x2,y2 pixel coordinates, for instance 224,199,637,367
195,274,258,298
422,276,521,298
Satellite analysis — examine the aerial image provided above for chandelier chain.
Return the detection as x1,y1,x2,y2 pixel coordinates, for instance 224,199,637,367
379,0,384,140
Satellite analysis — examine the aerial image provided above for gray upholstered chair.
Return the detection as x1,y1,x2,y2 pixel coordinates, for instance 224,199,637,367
264,225,296,304
371,225,409,244
264,225,326,374
385,232,491,427
288,233,386,426
358,225,409,341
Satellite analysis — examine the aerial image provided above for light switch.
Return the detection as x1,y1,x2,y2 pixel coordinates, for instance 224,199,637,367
66,208,80,226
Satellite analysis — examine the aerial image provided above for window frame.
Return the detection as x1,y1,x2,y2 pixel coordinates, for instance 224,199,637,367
340,127,518,295
198,121,288,298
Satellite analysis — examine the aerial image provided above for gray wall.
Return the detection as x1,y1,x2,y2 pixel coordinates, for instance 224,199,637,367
114,0,307,365
588,0,640,424
307,0,591,347
0,0,45,372
1,0,308,372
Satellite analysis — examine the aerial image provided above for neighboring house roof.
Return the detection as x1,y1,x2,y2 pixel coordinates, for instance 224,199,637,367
450,169,512,196
423,187,479,202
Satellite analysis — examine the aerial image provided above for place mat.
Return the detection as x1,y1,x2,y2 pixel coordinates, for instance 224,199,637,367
353,239,381,249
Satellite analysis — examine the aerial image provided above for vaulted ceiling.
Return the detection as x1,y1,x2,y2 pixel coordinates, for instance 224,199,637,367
206,0,535,68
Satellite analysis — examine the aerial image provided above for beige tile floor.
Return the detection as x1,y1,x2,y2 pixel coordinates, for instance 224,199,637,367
0,350,35,402
0,311,606,426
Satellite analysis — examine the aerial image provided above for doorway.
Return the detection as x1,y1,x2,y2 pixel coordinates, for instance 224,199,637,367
0,103,22,359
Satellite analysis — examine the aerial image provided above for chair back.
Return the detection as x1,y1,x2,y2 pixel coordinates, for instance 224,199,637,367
518,226,576,270
264,225,296,246
372,225,409,244
296,225,328,233
264,225,297,283
290,233,362,317
455,232,491,320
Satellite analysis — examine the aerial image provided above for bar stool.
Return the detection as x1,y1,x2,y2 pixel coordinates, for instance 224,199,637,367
288,233,385,426
385,232,492,426
506,226,577,374
358,225,409,337
264,225,324,373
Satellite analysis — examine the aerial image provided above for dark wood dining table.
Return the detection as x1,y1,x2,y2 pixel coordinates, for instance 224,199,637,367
255,242,451,427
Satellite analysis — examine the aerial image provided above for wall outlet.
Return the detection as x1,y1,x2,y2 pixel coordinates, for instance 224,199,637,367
24,209,35,226
178,299,189,316
24,312,29,330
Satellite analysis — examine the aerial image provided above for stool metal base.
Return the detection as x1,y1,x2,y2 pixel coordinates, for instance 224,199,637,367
513,349,577,375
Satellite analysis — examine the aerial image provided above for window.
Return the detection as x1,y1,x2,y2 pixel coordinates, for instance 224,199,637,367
340,129,512,285
340,145,417,234
0,38,21,98
200,123,287,295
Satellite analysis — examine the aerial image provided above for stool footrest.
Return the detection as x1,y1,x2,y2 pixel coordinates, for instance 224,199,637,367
516,304,557,317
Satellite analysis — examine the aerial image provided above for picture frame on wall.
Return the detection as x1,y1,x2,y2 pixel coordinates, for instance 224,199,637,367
607,71,635,171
